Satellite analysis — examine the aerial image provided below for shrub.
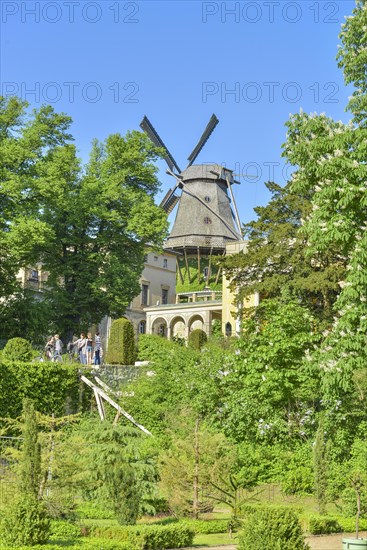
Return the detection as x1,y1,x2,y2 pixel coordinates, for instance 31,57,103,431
188,329,207,350
137,334,177,361
238,506,309,550
181,518,228,534
77,502,115,520
3,337,33,362
49,520,81,538
91,523,195,549
106,318,137,365
337,516,367,532
282,466,314,496
1,495,50,547
0,361,81,419
307,515,342,534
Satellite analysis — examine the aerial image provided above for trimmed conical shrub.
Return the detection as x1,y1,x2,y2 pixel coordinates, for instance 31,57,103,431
105,318,136,365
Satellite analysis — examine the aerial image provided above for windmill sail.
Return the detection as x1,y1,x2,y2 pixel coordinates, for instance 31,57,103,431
187,114,219,167
140,116,181,173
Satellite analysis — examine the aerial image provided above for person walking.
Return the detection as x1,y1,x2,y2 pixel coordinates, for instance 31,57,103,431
76,333,87,365
53,334,63,362
94,331,101,366
45,336,54,361
86,332,93,365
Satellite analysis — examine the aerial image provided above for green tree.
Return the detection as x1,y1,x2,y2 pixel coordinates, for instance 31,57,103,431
54,419,157,525
222,297,321,443
159,411,231,518
220,181,344,321
1,399,50,546
337,0,367,125
0,289,49,345
0,97,66,301
0,97,168,341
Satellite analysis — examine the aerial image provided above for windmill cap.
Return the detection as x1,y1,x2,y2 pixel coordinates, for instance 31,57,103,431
181,164,237,183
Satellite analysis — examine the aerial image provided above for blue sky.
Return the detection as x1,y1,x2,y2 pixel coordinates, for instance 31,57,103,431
0,0,356,225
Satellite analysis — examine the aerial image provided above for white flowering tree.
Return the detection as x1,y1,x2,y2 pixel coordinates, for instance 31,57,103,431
282,0,367,414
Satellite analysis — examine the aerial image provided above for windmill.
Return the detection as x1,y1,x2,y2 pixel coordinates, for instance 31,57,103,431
140,114,242,290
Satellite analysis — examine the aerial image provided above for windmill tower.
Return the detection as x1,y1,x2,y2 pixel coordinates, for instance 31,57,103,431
140,115,242,291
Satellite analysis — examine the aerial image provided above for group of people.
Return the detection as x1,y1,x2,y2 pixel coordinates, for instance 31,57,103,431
45,334,63,361
73,332,102,365
45,331,102,365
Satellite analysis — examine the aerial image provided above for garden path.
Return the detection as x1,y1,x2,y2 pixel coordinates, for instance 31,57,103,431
181,532,365,549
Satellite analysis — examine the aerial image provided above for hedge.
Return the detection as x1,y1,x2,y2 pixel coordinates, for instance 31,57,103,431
305,514,367,534
49,520,81,538
307,515,342,535
0,361,82,419
0,523,194,550
90,523,195,549
181,518,228,534
0,540,131,550
77,502,115,520
105,318,136,365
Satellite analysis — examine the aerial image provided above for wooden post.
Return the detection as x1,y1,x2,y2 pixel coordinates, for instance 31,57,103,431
81,376,152,435
177,258,184,284
207,248,213,285
197,247,201,285
184,249,191,283
93,388,106,421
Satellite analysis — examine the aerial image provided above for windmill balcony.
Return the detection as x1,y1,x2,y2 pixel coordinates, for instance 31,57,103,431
176,290,223,304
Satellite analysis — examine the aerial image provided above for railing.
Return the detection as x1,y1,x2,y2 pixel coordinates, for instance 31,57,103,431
176,290,223,303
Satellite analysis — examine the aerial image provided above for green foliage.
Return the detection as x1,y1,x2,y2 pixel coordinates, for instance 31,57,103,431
1,400,51,546
313,416,328,513
337,0,367,124
0,290,50,345
90,523,195,550
188,328,207,350
180,518,228,534
20,399,42,497
56,419,156,526
176,256,222,293
220,181,343,322
77,502,115,520
308,515,342,535
0,96,168,339
138,334,179,361
238,506,309,550
281,465,314,497
49,519,81,538
222,297,320,443
1,495,51,547
3,337,33,362
106,318,137,365
0,361,81,419
159,413,231,517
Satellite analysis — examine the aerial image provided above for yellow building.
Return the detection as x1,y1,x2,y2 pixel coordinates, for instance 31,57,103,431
221,241,259,337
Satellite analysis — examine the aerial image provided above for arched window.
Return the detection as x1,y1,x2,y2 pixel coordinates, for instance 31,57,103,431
204,195,211,203
225,322,232,337
138,320,146,334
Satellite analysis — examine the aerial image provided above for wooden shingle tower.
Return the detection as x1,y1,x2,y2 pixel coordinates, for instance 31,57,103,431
140,115,242,291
